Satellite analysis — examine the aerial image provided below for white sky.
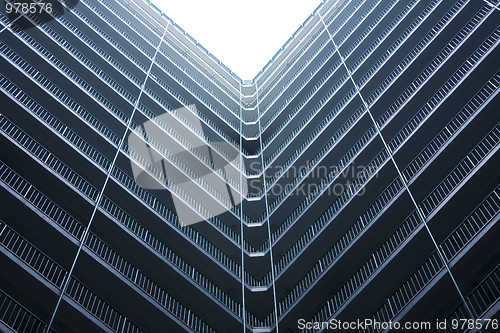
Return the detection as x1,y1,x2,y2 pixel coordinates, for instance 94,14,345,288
153,0,323,80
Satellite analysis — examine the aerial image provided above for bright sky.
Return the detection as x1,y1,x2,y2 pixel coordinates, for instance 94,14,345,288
153,0,323,80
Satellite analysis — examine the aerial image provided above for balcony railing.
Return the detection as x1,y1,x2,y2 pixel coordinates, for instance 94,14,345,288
0,289,56,333
17,4,248,163
263,99,362,197
299,122,500,332
255,0,354,104
403,70,500,182
364,0,482,107
3,5,500,290
0,38,259,245
340,0,400,60
262,0,458,162
359,186,500,333
385,34,500,155
0,221,146,333
65,0,150,72
0,152,253,327
258,0,476,183
45,2,147,84
102,0,242,93
261,69,347,159
42,0,248,161
4,16,133,128
258,34,330,113
0,75,255,284
276,71,500,316
277,176,406,318
256,3,435,178
259,41,337,134
258,0,399,131
434,264,500,333
349,0,438,74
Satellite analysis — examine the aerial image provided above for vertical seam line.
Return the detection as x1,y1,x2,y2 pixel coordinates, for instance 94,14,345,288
317,8,477,324
239,81,247,333
256,82,280,332
45,23,170,333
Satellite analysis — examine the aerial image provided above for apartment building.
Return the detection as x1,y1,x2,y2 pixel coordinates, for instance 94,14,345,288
1,0,500,332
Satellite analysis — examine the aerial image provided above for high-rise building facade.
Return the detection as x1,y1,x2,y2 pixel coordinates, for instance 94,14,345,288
1,0,500,332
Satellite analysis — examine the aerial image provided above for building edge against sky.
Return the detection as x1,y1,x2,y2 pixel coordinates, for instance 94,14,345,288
151,0,325,80
0,0,500,332
136,0,327,83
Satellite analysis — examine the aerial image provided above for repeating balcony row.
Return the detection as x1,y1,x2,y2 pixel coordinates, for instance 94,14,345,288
0,145,276,330
63,0,151,70
0,25,260,218
385,39,500,157
0,15,443,234
260,0,463,108
434,264,500,333
263,90,360,193
0,71,302,294
11,4,248,158
38,0,438,136
0,38,255,238
8,0,244,157
357,192,500,333
0,54,476,312
338,0,403,65
98,0,241,94
258,0,431,124
254,0,361,98
47,0,476,135
0,220,147,333
261,0,468,156
256,26,329,113
260,69,349,173
303,170,500,333
69,1,253,156
1,0,476,182
258,39,337,137
3,6,500,330
0,76,257,287
0,4,494,274
0,289,55,333
54,0,148,81
253,24,499,255
39,15,245,171
255,0,365,95
350,0,440,77
262,0,463,189
11,0,478,202
74,0,242,121
363,0,483,109
257,0,419,133
259,0,478,178
1,0,496,272
269,75,500,312
146,73,247,160
256,0,367,100
204,13,500,256
0,155,256,328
